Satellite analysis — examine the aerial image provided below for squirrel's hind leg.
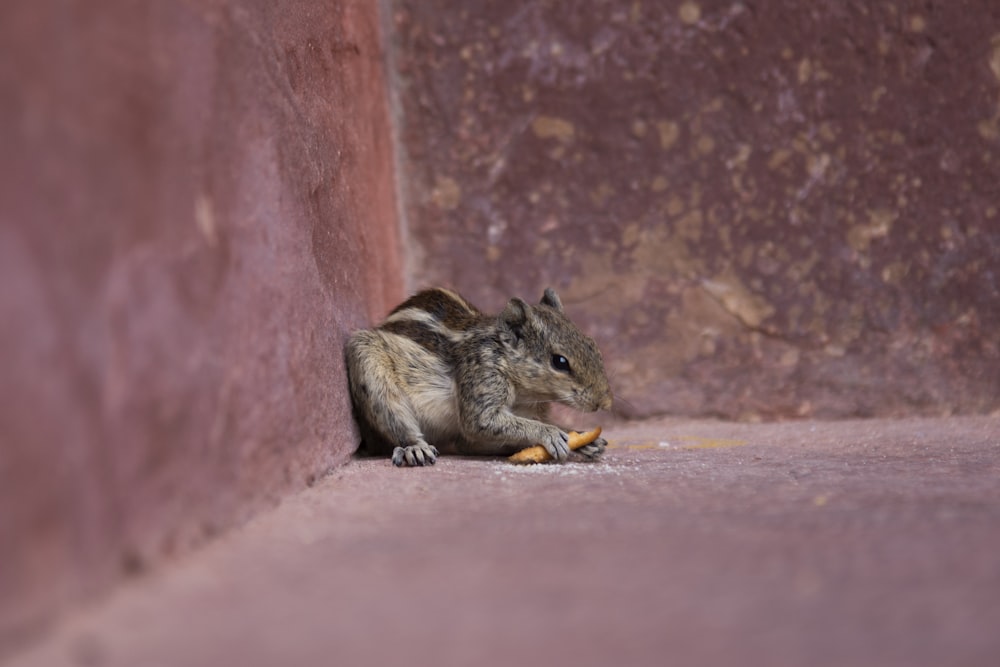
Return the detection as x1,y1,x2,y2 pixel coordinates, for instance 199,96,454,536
346,332,438,467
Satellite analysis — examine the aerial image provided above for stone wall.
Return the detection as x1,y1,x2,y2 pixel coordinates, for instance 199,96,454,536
0,0,402,651
390,0,1000,419
4,0,1000,658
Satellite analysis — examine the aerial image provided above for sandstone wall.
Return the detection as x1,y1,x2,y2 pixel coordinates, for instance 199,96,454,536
0,0,401,651
5,0,1000,657
390,0,1000,419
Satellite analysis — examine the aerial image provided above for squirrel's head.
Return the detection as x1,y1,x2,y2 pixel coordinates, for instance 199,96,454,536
498,288,613,412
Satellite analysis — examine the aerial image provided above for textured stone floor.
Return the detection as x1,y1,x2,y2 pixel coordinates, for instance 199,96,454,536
6,416,999,667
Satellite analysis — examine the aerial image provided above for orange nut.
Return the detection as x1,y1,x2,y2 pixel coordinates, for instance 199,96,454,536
507,426,603,464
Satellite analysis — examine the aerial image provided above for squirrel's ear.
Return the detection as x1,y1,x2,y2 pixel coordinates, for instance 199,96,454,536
540,288,564,312
501,297,529,329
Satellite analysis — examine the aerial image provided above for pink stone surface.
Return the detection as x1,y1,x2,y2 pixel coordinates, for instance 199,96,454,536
5,0,1000,661
1,0,402,652
6,417,1000,667
391,0,1000,420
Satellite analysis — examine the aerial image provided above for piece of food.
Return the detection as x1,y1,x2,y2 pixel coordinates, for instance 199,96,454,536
508,426,603,464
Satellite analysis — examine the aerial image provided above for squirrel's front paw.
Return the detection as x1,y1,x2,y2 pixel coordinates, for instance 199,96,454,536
540,427,571,463
576,436,607,461
392,443,439,467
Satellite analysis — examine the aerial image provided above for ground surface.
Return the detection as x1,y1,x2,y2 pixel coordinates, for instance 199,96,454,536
7,416,999,667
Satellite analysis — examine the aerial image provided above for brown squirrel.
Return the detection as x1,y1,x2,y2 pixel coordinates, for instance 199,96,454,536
346,287,613,466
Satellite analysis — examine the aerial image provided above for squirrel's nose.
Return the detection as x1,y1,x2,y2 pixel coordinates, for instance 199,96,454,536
597,395,613,411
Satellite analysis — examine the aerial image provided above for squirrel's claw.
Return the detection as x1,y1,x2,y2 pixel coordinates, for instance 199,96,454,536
576,436,607,460
540,428,571,462
392,443,439,467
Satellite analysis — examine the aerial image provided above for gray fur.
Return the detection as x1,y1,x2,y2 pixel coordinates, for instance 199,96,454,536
345,287,613,466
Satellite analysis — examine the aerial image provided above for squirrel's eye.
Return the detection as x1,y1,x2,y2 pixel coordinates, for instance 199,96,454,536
551,354,571,372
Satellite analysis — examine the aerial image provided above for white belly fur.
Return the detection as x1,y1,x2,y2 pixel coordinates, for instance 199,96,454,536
382,332,462,441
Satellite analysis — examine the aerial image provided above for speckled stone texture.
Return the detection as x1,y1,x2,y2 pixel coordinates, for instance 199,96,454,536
0,0,401,651
7,417,1000,667
391,0,1000,419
